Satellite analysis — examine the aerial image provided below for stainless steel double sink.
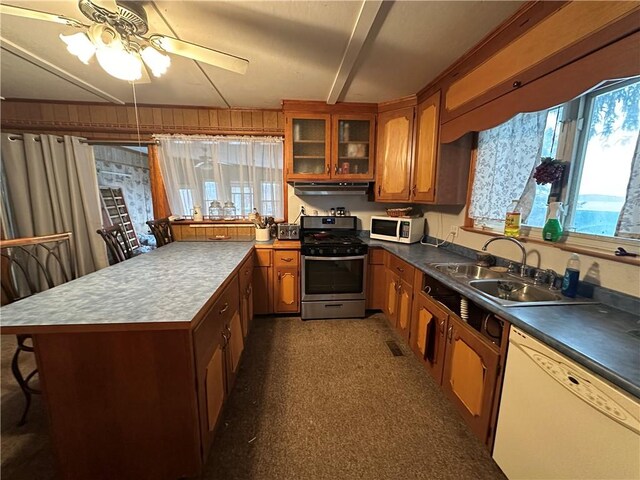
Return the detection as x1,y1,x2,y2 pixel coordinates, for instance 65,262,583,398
430,263,596,307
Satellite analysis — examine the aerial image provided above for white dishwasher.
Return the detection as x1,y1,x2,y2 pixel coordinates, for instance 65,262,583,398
493,327,640,480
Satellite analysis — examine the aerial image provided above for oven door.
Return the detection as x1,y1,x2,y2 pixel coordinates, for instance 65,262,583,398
302,255,367,301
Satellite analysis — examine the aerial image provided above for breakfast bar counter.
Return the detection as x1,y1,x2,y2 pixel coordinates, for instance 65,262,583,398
0,242,254,332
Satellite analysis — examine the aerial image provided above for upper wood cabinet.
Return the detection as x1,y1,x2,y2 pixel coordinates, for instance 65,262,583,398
375,95,471,205
375,106,414,201
434,2,640,142
285,113,332,180
283,101,377,182
444,2,638,117
331,114,375,180
412,91,440,202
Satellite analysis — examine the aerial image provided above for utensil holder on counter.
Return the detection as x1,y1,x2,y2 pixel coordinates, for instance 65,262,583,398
255,228,271,242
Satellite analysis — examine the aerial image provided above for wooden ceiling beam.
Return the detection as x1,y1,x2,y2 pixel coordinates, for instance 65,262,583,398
326,0,384,105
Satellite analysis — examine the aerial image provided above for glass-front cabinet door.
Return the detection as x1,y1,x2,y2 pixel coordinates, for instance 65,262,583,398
331,114,375,180
285,113,331,180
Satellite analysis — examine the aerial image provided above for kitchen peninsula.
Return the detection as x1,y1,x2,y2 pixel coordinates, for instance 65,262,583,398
2,238,639,480
1,242,255,480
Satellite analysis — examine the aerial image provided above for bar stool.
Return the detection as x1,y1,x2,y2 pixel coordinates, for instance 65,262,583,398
0,233,76,425
96,224,133,264
146,218,174,247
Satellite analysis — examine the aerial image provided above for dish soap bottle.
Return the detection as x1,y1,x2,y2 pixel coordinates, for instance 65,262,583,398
543,202,564,242
504,200,521,237
561,253,580,298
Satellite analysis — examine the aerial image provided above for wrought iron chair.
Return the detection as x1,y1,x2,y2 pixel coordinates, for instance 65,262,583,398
0,232,76,426
146,218,174,247
96,224,133,264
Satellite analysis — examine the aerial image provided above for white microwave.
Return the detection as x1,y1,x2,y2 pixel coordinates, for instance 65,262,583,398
370,216,425,244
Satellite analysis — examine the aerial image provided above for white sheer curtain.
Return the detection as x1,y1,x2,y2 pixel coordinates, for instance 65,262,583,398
616,133,640,239
469,111,547,222
155,135,284,218
1,133,108,275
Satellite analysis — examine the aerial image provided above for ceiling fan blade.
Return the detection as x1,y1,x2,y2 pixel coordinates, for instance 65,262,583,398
0,4,86,28
148,35,248,75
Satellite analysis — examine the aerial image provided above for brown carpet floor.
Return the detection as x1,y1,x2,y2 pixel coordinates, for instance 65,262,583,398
1,315,506,480
204,314,506,480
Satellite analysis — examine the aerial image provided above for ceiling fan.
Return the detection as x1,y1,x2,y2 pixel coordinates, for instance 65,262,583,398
1,1,249,81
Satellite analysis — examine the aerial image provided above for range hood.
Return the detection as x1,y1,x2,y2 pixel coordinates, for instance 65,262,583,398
293,182,370,196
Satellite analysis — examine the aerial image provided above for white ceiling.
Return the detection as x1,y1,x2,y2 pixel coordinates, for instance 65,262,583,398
0,1,523,108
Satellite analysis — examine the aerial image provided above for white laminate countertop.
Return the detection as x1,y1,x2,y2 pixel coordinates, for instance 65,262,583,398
0,242,254,330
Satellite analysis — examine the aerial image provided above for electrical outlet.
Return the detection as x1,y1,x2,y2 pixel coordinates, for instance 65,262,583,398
450,226,459,237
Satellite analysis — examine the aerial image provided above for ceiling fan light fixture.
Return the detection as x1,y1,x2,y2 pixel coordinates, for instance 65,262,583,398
59,32,96,64
95,44,142,82
140,46,170,78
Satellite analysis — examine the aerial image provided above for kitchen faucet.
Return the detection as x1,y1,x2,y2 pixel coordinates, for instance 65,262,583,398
482,236,527,277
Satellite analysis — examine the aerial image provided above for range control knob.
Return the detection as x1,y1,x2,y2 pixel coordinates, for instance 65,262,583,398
318,248,323,255
332,248,338,255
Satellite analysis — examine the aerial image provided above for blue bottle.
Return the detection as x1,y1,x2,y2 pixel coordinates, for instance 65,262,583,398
561,253,580,298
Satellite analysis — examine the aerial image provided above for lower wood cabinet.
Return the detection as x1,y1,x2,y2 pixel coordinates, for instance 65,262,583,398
384,253,415,340
410,290,448,385
193,276,239,458
239,255,254,338
442,314,500,444
366,248,386,310
273,250,300,314
253,249,272,314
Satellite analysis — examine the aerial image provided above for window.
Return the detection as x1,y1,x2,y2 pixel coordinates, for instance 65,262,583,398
179,188,194,214
231,183,254,216
261,182,279,216
470,77,640,242
203,181,218,205
156,135,284,219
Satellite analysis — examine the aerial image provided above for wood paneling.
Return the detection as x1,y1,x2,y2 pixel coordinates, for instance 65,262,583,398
34,329,201,480
445,1,639,112
440,31,640,143
1,101,284,141
148,145,172,219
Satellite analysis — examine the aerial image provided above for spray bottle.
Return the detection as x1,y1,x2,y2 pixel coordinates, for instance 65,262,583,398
543,202,564,242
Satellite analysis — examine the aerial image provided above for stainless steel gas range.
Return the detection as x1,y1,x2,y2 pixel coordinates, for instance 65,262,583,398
300,216,368,320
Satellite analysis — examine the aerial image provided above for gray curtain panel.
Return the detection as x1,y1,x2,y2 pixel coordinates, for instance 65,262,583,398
1,133,108,276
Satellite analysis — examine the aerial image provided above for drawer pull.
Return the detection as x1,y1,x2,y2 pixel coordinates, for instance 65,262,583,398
396,266,404,273
281,257,293,262
219,302,229,315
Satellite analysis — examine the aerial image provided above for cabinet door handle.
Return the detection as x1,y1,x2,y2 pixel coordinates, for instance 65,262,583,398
247,285,252,296
281,257,293,262
378,185,381,196
439,319,445,335
245,269,250,275
326,165,330,174
335,165,339,174
221,331,229,347
278,272,282,282
447,325,453,343
424,286,432,295
411,185,417,197
396,266,404,273
219,302,229,315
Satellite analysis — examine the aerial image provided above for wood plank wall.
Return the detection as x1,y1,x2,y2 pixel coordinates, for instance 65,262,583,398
0,100,285,141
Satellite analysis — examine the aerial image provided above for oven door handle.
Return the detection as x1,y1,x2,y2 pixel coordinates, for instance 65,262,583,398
303,255,367,262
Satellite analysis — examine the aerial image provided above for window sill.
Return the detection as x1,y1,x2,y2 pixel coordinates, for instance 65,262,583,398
460,226,640,266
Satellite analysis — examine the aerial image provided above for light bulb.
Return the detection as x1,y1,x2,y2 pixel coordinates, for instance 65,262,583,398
95,46,143,82
59,32,96,64
141,46,170,77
